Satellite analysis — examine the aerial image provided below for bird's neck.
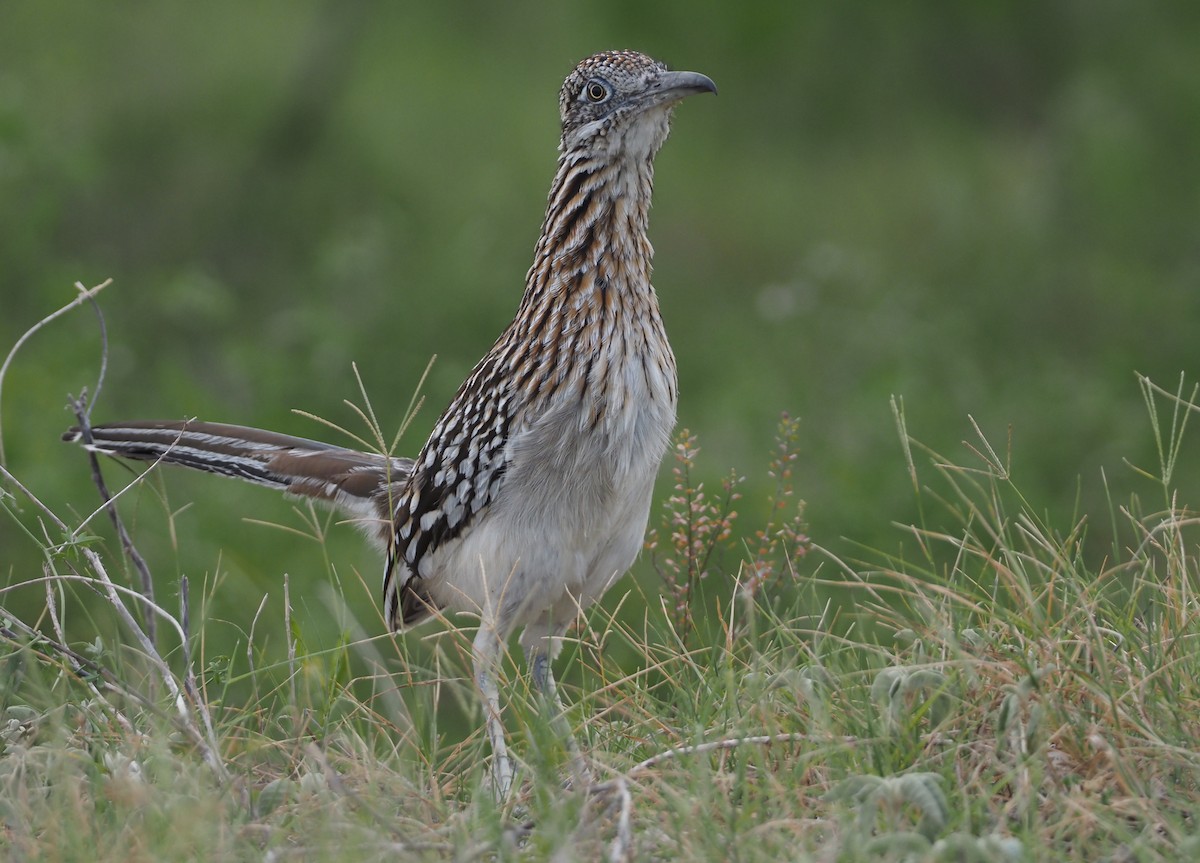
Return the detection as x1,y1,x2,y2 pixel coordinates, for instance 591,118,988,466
526,149,657,304
492,147,672,409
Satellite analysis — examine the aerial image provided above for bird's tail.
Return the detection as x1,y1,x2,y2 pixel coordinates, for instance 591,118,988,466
64,420,411,546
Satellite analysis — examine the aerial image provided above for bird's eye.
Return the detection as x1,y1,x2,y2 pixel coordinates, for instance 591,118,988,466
584,80,609,103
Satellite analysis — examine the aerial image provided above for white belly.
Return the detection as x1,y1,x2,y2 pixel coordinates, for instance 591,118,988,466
426,354,676,636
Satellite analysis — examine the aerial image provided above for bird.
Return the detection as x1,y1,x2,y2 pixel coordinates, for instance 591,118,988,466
65,50,716,797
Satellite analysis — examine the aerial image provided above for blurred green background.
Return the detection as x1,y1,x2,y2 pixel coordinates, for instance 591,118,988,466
2,2,1199,648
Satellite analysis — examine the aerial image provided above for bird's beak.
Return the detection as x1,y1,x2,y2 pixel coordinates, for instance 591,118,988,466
639,70,718,110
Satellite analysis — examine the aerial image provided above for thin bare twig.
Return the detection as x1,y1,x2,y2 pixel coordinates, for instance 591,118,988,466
0,279,111,466
592,731,859,794
42,562,70,658
179,574,206,714
70,394,159,646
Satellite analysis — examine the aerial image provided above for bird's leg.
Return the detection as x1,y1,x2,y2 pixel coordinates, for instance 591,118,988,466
472,624,514,800
525,638,593,788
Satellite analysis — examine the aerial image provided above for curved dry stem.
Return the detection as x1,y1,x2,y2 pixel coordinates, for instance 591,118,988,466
0,279,111,466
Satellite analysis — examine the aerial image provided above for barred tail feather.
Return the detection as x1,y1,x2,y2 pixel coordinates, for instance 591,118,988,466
64,420,412,546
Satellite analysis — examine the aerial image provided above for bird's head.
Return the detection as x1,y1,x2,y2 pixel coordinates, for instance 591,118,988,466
558,51,716,161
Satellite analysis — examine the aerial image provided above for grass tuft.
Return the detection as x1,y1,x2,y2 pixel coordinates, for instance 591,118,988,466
3,293,1200,859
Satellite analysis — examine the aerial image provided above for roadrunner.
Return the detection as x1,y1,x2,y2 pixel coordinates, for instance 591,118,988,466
66,50,716,796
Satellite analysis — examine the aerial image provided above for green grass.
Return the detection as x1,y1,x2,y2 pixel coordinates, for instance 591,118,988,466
3,297,1199,860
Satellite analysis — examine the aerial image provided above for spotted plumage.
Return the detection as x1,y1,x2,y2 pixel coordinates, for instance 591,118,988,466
66,51,716,797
